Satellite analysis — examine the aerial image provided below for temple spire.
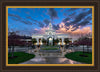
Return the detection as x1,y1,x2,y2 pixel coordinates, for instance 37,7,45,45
49,18,52,30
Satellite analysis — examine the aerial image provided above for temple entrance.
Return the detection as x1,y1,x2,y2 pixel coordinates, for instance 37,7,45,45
49,37,53,46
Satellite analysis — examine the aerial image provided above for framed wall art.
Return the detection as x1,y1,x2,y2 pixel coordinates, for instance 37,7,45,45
0,0,100,72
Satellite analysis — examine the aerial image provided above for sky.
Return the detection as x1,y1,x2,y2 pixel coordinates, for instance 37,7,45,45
8,8,92,39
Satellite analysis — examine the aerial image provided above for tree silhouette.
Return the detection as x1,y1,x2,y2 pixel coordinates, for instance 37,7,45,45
8,32,23,58
42,38,46,45
77,37,92,57
54,38,59,45
64,38,70,45
32,38,37,45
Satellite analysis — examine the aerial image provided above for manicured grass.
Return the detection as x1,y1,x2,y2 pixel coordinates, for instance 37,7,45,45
8,52,35,64
42,45,59,48
65,51,92,64
41,48,59,50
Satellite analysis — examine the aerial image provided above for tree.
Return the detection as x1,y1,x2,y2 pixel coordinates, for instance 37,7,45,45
8,32,22,58
42,38,46,45
84,32,92,53
32,38,37,45
85,37,92,53
77,37,90,57
73,40,79,46
64,38,70,45
54,38,59,45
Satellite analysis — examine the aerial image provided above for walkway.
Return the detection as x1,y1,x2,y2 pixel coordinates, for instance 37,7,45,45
12,46,90,64
20,57,84,64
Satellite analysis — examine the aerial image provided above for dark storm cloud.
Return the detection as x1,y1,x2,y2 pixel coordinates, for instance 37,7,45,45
65,22,71,27
26,16,45,27
71,20,90,31
20,20,32,25
62,18,70,23
26,16,38,23
48,8,58,19
53,24,60,30
65,9,92,31
71,9,92,24
66,27,70,31
26,16,34,21
78,20,90,26
8,13,22,19
43,19,50,27
11,18,19,21
69,12,76,17
88,8,92,14
86,16,92,21
8,13,33,25
74,20,89,28
68,8,79,11
9,13,45,26
71,27,79,31
38,22,45,28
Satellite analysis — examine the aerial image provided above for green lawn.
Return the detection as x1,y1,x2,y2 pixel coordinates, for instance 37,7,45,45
65,51,92,64
42,45,59,48
41,48,59,50
8,52,35,64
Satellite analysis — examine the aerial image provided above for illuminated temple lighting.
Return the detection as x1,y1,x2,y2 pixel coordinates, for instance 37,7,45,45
49,38,52,41
32,20,72,45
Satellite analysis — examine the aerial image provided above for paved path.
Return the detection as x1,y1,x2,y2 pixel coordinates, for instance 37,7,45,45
20,57,85,64
9,46,90,64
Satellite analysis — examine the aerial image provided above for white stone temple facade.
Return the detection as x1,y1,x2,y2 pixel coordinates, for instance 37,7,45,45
32,21,72,45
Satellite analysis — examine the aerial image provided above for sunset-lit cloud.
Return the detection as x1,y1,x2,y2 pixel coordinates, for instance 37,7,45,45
35,22,92,39
56,22,92,35
8,8,92,39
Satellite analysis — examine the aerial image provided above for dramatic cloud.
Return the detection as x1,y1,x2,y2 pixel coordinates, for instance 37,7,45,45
8,13,22,20
20,20,32,25
85,15,92,21
69,12,76,18
33,22,92,39
48,8,58,19
9,13,46,27
8,8,92,38
8,13,33,25
64,9,92,30
26,16,34,21
71,9,92,24
68,8,79,11
43,19,50,27
71,12,88,24
62,18,71,23
56,22,92,38
38,22,45,28
53,24,60,30
32,27,49,34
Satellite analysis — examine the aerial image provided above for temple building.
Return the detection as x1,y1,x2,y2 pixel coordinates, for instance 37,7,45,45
32,21,72,45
